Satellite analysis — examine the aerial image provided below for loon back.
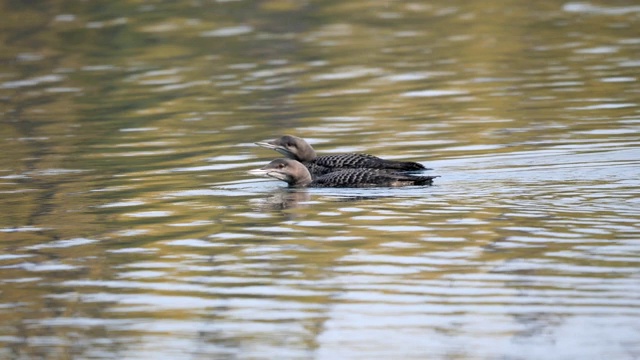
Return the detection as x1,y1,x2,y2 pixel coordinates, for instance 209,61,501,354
311,167,437,188
249,159,437,188
314,153,426,172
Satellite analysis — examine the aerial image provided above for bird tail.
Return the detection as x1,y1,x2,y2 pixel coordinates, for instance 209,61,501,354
383,160,428,171
410,175,439,186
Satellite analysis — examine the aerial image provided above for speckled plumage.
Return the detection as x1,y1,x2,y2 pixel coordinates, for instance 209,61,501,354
255,135,427,178
249,159,437,188
310,167,436,188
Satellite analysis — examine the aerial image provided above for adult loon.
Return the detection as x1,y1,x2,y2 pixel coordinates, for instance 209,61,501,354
249,159,437,188
255,135,427,177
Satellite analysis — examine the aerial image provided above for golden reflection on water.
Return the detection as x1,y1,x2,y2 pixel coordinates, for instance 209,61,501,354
1,0,640,359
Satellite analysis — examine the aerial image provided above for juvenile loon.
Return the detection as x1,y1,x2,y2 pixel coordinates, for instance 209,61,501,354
255,135,427,177
249,159,437,188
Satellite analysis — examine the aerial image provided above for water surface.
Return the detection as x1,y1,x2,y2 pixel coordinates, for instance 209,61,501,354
1,1,639,359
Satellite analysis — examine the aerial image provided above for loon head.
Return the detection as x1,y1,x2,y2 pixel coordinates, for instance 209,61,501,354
255,135,317,162
248,158,313,187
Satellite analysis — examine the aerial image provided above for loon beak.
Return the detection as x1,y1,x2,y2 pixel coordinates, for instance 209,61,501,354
255,141,277,150
248,167,288,182
247,167,271,177
255,141,294,157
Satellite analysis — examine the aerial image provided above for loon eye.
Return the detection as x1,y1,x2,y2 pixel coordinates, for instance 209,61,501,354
278,163,285,169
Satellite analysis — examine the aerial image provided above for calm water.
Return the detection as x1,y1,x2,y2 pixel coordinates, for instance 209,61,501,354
1,1,640,359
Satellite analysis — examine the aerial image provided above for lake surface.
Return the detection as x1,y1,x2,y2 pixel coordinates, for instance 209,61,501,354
1,1,639,359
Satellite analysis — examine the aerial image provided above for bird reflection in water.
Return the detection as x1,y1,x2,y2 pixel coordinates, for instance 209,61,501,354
250,188,312,213
249,188,392,216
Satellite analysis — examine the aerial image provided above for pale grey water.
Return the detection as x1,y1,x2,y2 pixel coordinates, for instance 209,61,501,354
1,1,640,359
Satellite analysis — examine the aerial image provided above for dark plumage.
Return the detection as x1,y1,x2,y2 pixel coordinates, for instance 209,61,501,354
255,135,427,177
249,159,438,188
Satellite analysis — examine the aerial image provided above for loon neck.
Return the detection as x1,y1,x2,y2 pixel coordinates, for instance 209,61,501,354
290,136,317,162
289,163,313,187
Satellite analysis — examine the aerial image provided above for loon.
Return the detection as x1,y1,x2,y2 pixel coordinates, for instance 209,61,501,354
249,159,437,188
255,135,427,177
